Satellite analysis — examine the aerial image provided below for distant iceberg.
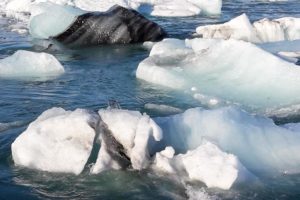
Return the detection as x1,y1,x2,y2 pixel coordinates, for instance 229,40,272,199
195,14,300,43
136,38,300,112
0,50,64,79
1,0,222,20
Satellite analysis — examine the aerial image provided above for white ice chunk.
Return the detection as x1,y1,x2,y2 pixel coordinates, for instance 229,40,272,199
153,141,250,190
136,38,300,111
11,108,98,175
0,50,64,79
155,107,300,175
196,14,300,43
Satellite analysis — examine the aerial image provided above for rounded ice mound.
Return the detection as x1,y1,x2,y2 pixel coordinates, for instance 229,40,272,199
136,38,300,112
155,106,300,175
0,50,64,79
11,107,99,175
152,141,250,190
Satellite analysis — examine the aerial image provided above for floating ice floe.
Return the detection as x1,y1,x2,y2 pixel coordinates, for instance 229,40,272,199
0,50,64,79
11,108,99,175
195,13,300,43
136,38,300,112
155,106,300,175
152,142,250,190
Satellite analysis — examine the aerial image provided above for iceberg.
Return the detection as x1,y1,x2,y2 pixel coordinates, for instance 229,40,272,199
196,14,300,43
0,50,64,79
136,38,300,112
11,108,99,175
155,107,300,175
12,106,300,189
29,3,167,46
152,142,250,190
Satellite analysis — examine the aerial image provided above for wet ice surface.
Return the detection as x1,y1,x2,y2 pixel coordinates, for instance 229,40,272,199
1,0,300,199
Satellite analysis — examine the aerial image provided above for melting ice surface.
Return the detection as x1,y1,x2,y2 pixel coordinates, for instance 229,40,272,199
137,38,300,113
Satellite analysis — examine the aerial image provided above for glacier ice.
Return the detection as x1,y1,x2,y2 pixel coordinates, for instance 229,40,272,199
152,141,250,190
11,108,99,175
136,38,300,112
196,14,300,43
12,106,300,189
29,2,86,39
155,107,300,175
0,50,64,79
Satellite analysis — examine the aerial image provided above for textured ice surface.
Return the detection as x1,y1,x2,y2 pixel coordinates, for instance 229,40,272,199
152,141,250,190
155,107,300,175
92,109,163,172
0,50,64,79
11,108,98,175
196,14,300,43
13,106,300,189
136,38,300,112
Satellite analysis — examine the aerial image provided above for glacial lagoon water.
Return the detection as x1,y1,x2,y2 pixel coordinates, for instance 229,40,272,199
1,0,300,199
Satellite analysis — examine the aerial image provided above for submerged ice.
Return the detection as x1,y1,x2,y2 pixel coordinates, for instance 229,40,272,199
136,38,300,112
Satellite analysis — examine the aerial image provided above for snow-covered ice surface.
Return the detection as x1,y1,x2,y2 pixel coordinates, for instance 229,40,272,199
0,50,64,79
11,107,98,175
196,13,300,43
136,38,300,114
